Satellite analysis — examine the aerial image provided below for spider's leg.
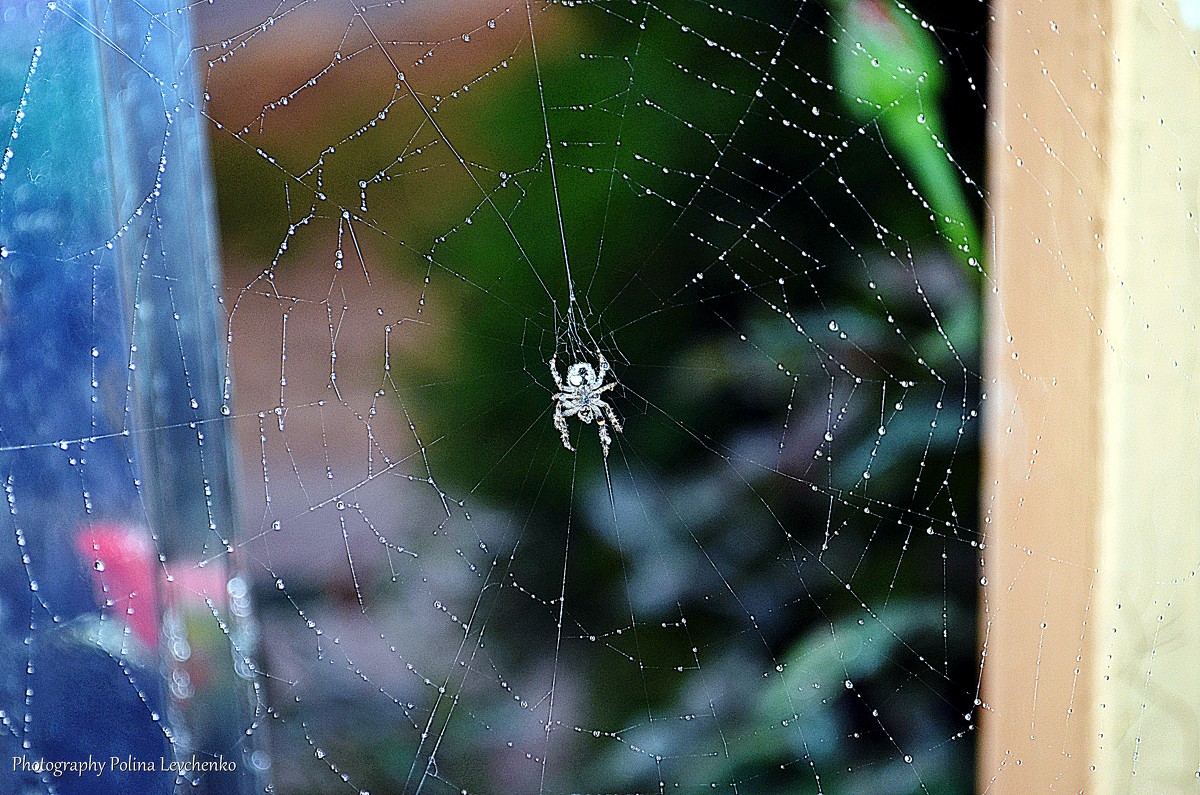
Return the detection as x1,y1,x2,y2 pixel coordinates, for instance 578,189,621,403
596,415,612,458
594,381,617,395
595,348,610,380
549,355,565,390
553,401,575,451
598,399,623,434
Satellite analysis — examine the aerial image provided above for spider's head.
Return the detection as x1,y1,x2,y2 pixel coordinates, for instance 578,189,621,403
567,363,594,387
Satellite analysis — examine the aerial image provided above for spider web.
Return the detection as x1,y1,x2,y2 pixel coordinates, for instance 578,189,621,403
2,0,1102,792
201,1,989,791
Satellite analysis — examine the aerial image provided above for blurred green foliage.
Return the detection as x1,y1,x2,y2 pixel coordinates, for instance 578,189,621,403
830,0,983,273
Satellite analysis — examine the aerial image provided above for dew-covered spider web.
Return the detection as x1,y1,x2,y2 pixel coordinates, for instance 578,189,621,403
199,1,989,791
10,0,1195,792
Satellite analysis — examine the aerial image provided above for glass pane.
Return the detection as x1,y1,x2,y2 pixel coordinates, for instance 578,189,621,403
0,1,263,792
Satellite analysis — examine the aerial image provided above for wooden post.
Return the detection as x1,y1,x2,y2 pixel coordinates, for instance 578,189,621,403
982,1,1200,792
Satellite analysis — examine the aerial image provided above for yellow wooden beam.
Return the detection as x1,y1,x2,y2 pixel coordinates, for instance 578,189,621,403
983,1,1200,791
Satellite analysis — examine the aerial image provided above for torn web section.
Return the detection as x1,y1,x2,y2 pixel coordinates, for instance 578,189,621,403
0,1,262,793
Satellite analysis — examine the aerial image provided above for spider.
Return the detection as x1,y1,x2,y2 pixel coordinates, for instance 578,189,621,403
550,348,623,457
